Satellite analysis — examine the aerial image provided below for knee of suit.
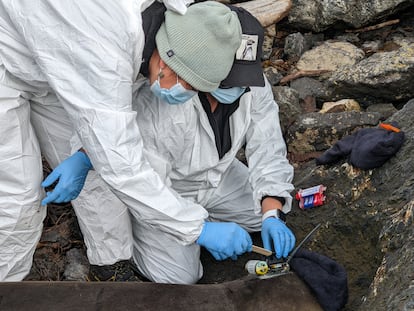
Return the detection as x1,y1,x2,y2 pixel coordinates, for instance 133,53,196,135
147,263,203,285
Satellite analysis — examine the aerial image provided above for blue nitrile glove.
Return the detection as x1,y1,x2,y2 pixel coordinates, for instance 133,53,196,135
41,151,93,205
196,222,252,261
261,217,296,259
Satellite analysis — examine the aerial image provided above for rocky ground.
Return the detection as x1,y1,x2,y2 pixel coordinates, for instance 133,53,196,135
23,2,414,311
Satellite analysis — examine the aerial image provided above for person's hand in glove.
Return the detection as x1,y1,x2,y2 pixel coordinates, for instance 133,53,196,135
261,213,295,259
41,151,93,205
196,221,252,261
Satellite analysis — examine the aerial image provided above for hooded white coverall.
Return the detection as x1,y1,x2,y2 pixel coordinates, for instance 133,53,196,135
129,77,294,283
0,0,201,281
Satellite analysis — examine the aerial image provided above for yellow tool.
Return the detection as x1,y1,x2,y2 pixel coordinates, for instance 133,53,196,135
246,224,321,279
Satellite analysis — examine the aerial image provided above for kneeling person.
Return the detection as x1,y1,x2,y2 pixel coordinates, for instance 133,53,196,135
130,6,296,283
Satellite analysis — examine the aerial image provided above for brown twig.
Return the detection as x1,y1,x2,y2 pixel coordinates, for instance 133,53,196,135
279,69,332,85
345,19,400,33
54,211,71,226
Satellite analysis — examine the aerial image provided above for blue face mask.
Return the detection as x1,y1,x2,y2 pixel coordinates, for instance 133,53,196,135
210,87,247,104
150,75,197,105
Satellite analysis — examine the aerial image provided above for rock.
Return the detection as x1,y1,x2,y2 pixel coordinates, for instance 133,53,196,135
290,77,330,103
319,99,361,114
63,248,89,281
328,42,414,106
284,32,307,59
272,85,301,133
361,200,414,311
288,0,414,32
286,111,382,155
356,99,414,309
296,41,365,73
366,103,398,120
264,66,284,85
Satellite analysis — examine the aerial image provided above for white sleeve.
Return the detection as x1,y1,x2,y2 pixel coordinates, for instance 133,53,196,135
3,0,207,244
160,0,194,14
245,76,295,214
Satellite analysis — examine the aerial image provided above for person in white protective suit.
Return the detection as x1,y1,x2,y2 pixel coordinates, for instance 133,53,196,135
128,6,296,283
45,6,296,284
0,0,243,281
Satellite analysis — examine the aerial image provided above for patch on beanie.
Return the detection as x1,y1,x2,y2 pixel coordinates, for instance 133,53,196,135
166,50,175,58
236,34,258,61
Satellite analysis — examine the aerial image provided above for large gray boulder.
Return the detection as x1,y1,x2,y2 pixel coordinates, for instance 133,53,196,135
328,41,414,107
288,0,414,32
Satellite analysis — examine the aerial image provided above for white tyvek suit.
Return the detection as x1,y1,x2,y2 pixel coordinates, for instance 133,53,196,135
0,0,202,281
130,77,294,283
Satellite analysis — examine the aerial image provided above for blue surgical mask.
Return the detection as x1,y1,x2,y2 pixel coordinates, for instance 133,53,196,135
210,87,247,104
150,75,197,105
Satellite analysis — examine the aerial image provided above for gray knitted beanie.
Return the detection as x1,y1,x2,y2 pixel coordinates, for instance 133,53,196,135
155,1,242,92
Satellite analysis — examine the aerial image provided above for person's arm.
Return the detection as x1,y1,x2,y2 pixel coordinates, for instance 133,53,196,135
5,0,206,245
245,76,294,215
261,197,283,214
244,76,295,258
